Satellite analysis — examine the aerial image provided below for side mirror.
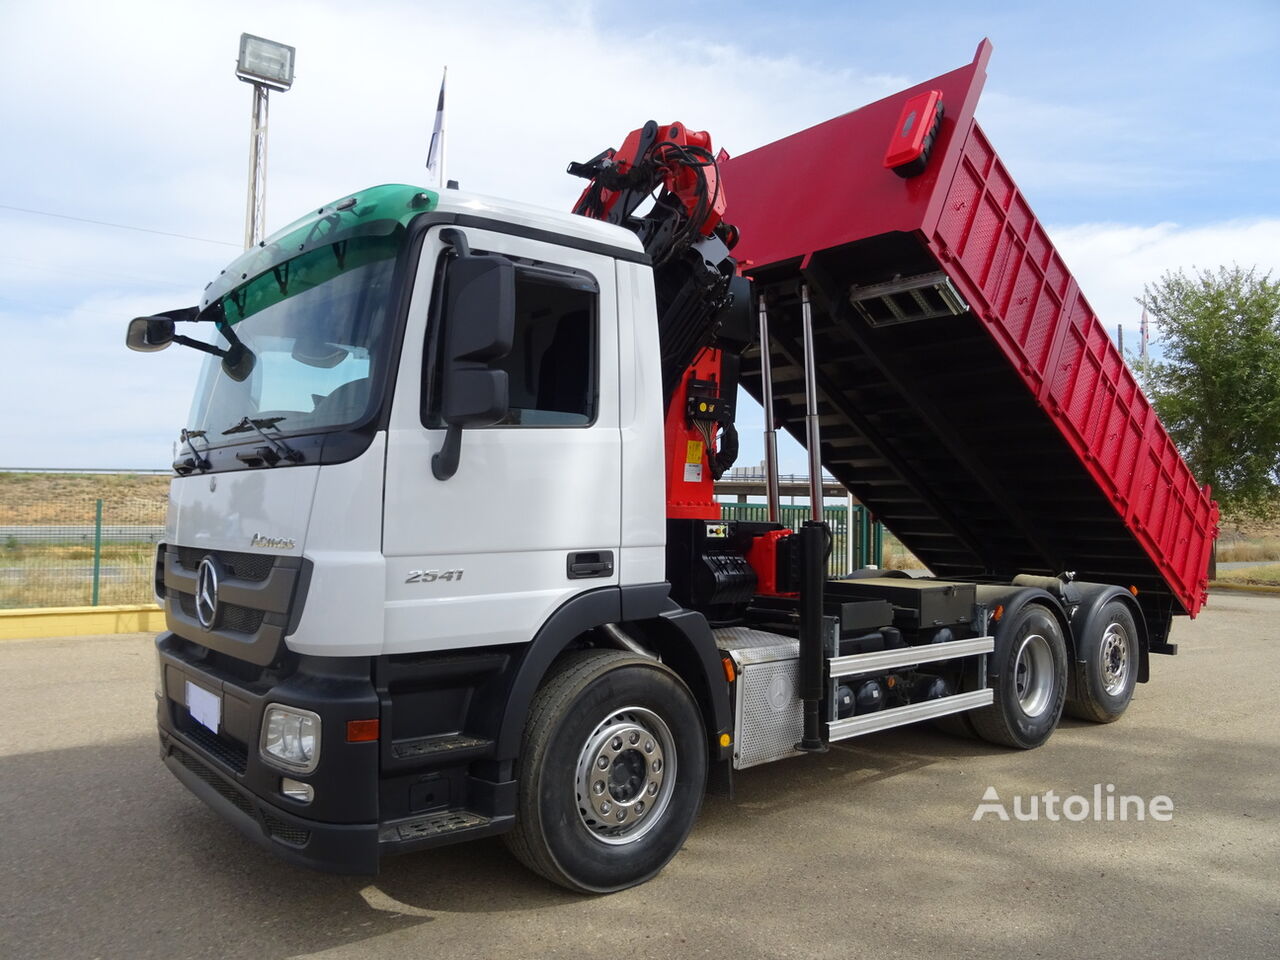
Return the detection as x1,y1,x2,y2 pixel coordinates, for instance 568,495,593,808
126,316,175,352
432,233,516,480
221,341,258,382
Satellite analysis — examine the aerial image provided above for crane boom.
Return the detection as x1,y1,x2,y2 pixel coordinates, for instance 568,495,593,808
568,121,752,522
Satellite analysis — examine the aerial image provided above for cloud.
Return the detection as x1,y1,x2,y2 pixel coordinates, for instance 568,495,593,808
1050,218,1280,337
1,0,1275,469
0,0,909,467
1,292,208,467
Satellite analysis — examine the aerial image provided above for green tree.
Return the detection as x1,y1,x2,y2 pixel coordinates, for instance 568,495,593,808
1141,266,1280,521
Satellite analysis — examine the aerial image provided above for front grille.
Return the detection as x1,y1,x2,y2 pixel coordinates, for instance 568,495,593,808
177,547,275,582
173,745,254,817
177,710,250,774
263,811,311,847
220,604,266,634
177,593,266,636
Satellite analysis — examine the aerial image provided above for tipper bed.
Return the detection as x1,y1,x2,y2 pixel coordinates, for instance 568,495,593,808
720,40,1216,638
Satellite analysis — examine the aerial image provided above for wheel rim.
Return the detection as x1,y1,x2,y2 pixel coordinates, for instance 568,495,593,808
1013,633,1054,717
1099,621,1130,696
575,706,676,846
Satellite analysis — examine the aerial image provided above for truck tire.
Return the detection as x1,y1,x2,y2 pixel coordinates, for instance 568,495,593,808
970,604,1067,749
1065,601,1138,723
504,649,707,893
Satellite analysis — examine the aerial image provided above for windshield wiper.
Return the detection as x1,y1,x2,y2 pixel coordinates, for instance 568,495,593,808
173,428,212,475
222,416,304,466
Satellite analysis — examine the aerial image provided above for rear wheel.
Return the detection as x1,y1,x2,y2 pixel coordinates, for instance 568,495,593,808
970,604,1067,749
504,649,707,893
1065,601,1138,723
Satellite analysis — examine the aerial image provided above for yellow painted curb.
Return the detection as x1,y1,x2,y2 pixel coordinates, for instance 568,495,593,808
0,604,164,640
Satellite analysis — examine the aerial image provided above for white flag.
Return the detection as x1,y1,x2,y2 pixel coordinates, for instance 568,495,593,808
426,66,447,188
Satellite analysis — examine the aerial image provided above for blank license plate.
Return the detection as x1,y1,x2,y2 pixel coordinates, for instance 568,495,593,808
186,681,221,733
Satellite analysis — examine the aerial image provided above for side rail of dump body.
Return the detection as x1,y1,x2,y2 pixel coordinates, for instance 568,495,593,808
720,40,1217,648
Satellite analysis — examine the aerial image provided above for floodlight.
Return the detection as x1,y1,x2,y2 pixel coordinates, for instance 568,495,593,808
236,33,295,91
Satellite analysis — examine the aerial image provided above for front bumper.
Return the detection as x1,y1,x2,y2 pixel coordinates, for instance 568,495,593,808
158,631,385,873
156,632,514,874
160,731,380,873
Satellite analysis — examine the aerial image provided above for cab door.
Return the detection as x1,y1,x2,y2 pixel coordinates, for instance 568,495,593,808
382,225,621,654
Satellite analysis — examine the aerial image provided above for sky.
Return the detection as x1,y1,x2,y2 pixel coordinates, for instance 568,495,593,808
0,0,1277,470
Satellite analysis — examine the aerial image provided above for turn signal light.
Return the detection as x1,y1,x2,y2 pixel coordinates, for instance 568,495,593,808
721,657,736,683
992,604,1005,622
1129,585,1140,596
346,719,380,742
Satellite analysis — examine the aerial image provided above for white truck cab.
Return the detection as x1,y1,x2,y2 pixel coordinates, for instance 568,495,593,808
149,185,727,890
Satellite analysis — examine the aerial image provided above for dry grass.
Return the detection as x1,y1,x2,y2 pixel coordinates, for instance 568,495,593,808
0,543,156,608
0,473,166,607
1216,538,1280,563
880,532,923,571
0,472,168,524
1217,563,1280,586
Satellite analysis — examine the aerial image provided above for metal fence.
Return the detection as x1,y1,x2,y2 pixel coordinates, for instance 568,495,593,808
0,495,166,609
718,503,884,575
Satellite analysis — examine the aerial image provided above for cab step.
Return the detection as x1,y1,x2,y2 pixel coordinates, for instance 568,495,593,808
389,733,493,763
378,808,515,854
380,809,491,843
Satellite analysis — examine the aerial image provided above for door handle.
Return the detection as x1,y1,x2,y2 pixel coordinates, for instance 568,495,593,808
567,551,614,580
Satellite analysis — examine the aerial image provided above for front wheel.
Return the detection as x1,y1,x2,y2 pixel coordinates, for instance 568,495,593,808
970,604,1067,749
504,650,707,893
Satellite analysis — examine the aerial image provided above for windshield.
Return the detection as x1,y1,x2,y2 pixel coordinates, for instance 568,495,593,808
186,234,400,445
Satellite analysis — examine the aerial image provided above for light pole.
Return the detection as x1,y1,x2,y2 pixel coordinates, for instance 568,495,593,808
235,33,295,250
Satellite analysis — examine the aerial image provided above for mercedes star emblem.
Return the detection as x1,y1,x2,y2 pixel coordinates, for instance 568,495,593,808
195,556,220,630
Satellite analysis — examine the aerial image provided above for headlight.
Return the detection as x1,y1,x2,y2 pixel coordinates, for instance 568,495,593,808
260,704,321,773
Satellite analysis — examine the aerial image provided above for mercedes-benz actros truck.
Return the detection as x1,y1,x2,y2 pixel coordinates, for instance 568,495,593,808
131,41,1216,893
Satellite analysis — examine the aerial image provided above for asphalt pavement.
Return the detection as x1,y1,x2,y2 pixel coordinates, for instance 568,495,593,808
1,592,1277,960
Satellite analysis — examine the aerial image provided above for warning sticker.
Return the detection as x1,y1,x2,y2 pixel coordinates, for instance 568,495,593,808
685,440,704,464
683,463,703,483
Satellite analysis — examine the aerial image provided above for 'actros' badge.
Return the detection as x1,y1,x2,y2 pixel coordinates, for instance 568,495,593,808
195,556,221,630
250,533,296,550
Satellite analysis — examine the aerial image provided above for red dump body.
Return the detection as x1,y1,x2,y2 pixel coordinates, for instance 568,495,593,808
721,40,1217,623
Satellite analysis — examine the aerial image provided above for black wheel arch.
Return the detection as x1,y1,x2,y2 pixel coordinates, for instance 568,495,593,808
973,585,1071,673
1065,582,1150,684
491,584,732,770
975,582,1150,695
